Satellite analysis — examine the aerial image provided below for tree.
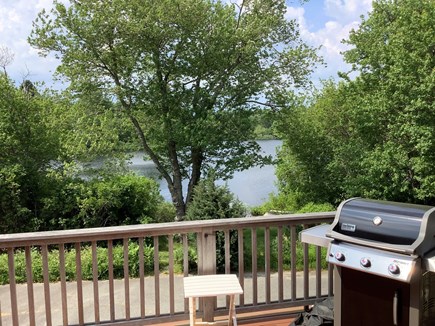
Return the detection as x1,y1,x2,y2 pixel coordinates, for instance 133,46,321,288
50,88,139,162
29,0,320,219
0,75,60,232
276,0,435,205
341,0,435,202
275,83,349,206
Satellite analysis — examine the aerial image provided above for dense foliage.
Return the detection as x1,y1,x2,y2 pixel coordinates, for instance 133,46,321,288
0,242,155,285
29,0,320,219
0,76,60,233
41,172,165,230
185,175,247,221
276,0,435,206
0,74,170,233
186,175,246,271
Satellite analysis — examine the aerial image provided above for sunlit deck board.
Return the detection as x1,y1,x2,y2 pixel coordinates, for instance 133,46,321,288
155,316,296,326
155,307,299,326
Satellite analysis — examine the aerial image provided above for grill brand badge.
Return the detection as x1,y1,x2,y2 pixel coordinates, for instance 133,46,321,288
341,223,356,232
373,216,383,226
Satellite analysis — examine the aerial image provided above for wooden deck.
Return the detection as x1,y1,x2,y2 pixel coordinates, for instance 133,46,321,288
156,316,296,326
241,317,295,326
155,307,299,326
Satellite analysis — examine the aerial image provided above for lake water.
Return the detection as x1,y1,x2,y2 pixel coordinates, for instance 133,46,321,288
127,140,282,206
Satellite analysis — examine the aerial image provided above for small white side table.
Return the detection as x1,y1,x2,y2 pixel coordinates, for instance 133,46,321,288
183,274,244,326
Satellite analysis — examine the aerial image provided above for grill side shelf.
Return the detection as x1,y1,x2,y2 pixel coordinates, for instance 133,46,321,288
299,224,331,248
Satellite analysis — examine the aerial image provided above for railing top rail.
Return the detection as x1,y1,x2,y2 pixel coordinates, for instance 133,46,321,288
0,211,335,248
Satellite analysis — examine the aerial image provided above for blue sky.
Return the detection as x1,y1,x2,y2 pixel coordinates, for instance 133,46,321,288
0,0,372,88
287,0,372,82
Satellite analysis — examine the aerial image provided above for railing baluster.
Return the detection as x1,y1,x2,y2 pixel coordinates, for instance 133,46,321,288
108,240,115,321
7,248,18,326
59,244,68,326
291,225,297,301
168,235,175,315
25,246,35,326
278,227,284,302
123,238,130,320
139,237,145,318
251,228,258,306
265,227,271,304
92,241,100,323
75,242,84,325
224,230,230,275
154,236,160,316
224,230,230,309
183,234,189,312
42,245,52,326
237,228,245,307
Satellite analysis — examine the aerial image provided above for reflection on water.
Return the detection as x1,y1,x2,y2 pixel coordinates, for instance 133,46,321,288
127,140,282,206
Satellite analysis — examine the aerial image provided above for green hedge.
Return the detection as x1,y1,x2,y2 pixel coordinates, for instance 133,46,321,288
1,230,328,285
0,241,155,285
241,228,328,272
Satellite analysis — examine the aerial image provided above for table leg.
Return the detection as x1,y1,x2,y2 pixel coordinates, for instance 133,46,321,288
189,297,196,326
228,295,235,326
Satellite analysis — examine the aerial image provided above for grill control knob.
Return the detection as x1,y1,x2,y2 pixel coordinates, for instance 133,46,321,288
360,258,371,268
335,252,345,262
388,263,400,275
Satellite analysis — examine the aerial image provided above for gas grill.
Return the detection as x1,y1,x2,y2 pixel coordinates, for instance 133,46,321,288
327,198,435,281
326,198,435,326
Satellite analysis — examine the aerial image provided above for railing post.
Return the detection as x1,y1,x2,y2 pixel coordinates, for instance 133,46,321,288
197,228,216,322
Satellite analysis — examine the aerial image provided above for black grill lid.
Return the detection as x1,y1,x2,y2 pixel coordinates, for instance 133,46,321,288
326,198,435,255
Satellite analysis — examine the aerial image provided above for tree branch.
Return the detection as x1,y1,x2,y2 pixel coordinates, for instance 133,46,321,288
245,99,282,109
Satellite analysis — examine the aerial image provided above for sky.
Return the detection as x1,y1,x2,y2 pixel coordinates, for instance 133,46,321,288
0,0,373,89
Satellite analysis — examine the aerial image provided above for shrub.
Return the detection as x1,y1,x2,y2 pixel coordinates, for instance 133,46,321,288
269,231,328,271
186,176,246,221
186,175,246,272
297,202,335,213
174,245,198,273
0,166,35,233
128,240,154,277
38,170,165,231
153,202,176,223
251,192,335,216
0,241,156,285
250,192,303,216
78,174,163,227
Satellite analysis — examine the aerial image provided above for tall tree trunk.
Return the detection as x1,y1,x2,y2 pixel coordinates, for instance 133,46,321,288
186,147,203,208
169,183,186,220
129,115,187,219
168,140,186,220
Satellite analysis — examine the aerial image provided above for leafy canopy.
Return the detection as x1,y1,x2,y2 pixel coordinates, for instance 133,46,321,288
276,0,435,205
29,0,320,218
0,76,61,232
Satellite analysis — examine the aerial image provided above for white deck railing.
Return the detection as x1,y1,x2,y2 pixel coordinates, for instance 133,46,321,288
0,212,335,326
